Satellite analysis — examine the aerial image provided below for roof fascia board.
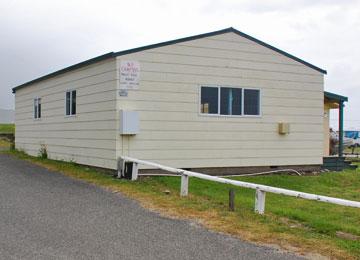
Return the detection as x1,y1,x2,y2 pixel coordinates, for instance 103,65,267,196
114,27,327,74
230,28,327,74
114,28,233,56
12,52,116,93
13,27,327,93
324,91,348,102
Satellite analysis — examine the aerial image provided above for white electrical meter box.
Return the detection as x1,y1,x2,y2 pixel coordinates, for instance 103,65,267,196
119,110,139,135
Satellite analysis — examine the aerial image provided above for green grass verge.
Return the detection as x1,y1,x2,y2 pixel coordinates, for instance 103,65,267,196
0,124,15,134
345,146,360,154
0,139,10,148
2,149,360,259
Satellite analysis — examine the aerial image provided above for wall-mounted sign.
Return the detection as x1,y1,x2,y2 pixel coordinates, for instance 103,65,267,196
119,60,140,90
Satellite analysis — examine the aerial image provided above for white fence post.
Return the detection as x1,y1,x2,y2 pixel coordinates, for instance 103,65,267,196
181,174,189,197
255,189,266,214
119,156,360,209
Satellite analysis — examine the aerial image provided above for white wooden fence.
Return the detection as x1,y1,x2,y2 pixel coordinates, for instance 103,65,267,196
119,156,360,214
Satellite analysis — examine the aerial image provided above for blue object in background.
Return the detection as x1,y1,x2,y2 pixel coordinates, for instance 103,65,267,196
344,131,359,139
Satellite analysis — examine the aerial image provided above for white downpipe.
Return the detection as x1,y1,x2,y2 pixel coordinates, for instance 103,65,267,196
120,156,360,210
138,173,180,177
223,169,302,177
138,168,302,177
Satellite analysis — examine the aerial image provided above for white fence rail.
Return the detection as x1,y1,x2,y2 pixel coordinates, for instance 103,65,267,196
119,156,360,214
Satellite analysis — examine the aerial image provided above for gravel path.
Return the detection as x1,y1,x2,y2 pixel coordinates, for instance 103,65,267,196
0,153,304,259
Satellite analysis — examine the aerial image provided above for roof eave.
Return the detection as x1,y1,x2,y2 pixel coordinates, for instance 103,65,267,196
12,27,327,93
229,28,327,75
12,52,116,93
324,91,348,102
113,27,327,75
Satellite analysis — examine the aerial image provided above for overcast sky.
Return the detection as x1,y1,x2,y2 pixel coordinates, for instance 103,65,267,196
1,0,359,129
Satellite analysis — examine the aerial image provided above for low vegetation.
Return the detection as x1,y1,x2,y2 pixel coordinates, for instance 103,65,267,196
0,139,10,148
345,146,360,154
38,144,48,159
0,123,15,134
2,148,360,259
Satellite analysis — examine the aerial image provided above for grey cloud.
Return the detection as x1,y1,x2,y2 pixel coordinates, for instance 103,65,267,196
200,0,359,14
0,0,359,129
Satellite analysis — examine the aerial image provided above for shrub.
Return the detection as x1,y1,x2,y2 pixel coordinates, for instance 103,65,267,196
38,144,48,159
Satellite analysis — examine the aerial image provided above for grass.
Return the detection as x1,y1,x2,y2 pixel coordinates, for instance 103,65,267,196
0,139,10,148
0,123,14,134
2,149,360,259
345,146,360,154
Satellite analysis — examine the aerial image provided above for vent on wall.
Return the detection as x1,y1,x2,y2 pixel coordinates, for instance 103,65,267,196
278,122,290,135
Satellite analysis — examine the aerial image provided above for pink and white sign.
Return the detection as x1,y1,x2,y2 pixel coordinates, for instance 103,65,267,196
119,60,140,89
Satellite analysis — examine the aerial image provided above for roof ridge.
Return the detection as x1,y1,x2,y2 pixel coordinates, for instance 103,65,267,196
112,26,326,75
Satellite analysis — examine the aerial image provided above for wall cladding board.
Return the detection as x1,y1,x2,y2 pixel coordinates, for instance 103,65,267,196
117,32,324,169
15,31,324,170
15,58,118,169
126,51,318,75
15,60,116,97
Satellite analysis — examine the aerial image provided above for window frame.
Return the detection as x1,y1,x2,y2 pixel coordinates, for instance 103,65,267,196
33,97,42,120
199,85,220,115
243,87,262,116
65,89,77,117
199,85,261,118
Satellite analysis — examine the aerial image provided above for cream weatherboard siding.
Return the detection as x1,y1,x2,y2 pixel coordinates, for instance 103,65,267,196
15,30,325,171
116,32,324,169
15,58,118,169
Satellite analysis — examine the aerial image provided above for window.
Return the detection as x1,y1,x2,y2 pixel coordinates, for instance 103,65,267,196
244,89,260,115
34,98,41,119
200,87,218,114
66,90,76,116
220,87,242,115
200,86,260,116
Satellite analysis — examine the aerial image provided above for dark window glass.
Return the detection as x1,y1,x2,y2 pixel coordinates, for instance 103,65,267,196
38,98,41,118
66,91,71,115
244,89,260,115
201,87,218,114
34,98,41,119
34,99,38,119
71,90,76,115
220,88,242,115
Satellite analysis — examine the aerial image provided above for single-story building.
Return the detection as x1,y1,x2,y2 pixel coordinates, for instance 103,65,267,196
12,27,350,173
